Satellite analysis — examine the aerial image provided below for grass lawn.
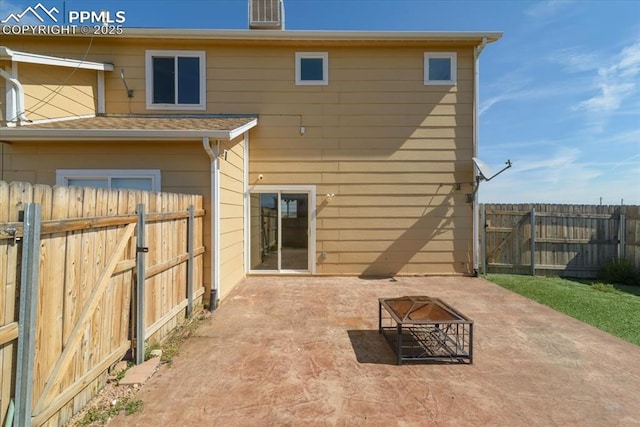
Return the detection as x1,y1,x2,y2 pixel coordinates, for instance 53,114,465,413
486,274,640,346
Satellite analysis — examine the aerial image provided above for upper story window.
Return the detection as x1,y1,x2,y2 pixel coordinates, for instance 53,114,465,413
424,52,457,85
295,52,328,85
145,50,206,110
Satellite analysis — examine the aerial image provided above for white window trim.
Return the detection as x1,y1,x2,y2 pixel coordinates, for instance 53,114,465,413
424,52,457,86
295,52,329,86
145,50,206,110
56,169,161,191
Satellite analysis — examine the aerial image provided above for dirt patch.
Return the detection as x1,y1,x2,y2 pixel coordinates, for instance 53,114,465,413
66,309,211,426
65,380,142,426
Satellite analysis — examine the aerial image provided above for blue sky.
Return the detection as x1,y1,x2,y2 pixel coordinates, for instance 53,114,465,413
2,0,639,205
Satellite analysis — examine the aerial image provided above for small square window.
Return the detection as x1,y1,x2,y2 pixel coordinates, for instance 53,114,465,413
296,52,328,85
424,52,457,85
146,50,206,110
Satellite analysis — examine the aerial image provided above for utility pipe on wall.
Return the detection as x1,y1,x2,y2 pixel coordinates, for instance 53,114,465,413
472,37,488,276
202,137,221,310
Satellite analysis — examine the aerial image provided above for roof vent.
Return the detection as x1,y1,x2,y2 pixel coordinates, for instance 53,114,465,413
249,0,284,30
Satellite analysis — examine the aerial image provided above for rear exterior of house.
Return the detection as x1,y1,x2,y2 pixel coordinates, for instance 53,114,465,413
0,28,500,304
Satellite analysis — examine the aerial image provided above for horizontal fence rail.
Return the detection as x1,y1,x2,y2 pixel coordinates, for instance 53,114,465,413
480,203,640,278
0,181,206,427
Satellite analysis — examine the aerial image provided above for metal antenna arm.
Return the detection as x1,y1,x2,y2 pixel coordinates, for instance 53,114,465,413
484,159,512,182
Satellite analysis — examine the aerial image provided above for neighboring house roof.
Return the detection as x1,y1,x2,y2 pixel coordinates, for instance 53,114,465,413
0,115,258,141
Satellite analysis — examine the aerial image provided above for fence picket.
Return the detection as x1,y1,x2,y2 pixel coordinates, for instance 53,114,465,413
0,181,14,426
0,180,204,427
482,204,639,278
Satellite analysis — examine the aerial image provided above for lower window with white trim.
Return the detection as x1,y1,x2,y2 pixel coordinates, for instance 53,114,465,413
56,169,161,191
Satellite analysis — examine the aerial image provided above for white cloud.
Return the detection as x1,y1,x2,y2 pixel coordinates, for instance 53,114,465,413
479,79,588,117
606,128,640,144
478,146,640,204
547,48,600,73
525,0,573,19
612,153,640,171
576,41,640,114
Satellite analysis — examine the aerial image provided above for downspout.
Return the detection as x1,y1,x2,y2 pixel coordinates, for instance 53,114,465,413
0,67,30,125
202,137,221,310
243,131,250,274
472,37,488,276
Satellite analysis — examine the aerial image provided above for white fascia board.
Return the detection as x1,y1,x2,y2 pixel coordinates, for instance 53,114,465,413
228,118,258,140
0,46,114,71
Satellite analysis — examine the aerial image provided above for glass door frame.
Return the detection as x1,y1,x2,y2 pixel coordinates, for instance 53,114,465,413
247,185,316,274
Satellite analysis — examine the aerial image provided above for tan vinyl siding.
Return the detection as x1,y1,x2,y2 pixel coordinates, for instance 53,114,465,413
19,63,96,121
3,36,478,278
219,135,246,300
236,46,474,275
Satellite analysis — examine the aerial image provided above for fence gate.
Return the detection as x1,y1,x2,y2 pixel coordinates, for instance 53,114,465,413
481,204,629,278
1,181,205,427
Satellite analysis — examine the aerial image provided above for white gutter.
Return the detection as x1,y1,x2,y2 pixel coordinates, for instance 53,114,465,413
0,66,29,125
472,37,488,276
119,29,503,43
202,137,221,310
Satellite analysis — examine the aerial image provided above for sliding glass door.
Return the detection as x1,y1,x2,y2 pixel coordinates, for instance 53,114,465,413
249,187,315,273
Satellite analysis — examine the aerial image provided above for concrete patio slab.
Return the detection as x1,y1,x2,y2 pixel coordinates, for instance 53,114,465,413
110,276,640,426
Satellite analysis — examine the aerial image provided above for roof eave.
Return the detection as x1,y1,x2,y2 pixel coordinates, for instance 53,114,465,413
0,119,258,141
2,28,502,44
118,29,502,43
0,46,114,71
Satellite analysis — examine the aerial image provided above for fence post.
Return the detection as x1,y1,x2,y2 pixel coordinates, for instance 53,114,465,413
14,203,41,427
530,207,536,276
619,213,626,259
135,204,147,365
480,203,486,275
187,205,194,318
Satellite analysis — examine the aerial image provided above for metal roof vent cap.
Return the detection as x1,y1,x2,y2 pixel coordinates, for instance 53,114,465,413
249,0,284,30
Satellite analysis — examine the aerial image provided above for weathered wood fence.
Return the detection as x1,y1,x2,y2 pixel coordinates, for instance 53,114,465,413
481,204,640,278
0,181,205,426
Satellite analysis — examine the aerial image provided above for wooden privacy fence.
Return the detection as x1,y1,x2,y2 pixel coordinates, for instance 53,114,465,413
0,181,205,427
481,204,640,278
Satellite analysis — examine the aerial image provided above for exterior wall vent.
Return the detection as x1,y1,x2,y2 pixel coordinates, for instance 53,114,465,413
249,0,284,30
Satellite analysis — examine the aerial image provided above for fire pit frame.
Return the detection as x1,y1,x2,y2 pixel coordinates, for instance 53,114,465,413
378,296,473,365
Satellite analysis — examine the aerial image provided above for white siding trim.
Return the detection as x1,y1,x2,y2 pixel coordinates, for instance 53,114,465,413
97,70,106,114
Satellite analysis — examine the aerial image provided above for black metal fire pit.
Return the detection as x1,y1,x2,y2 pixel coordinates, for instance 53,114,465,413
378,296,473,365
